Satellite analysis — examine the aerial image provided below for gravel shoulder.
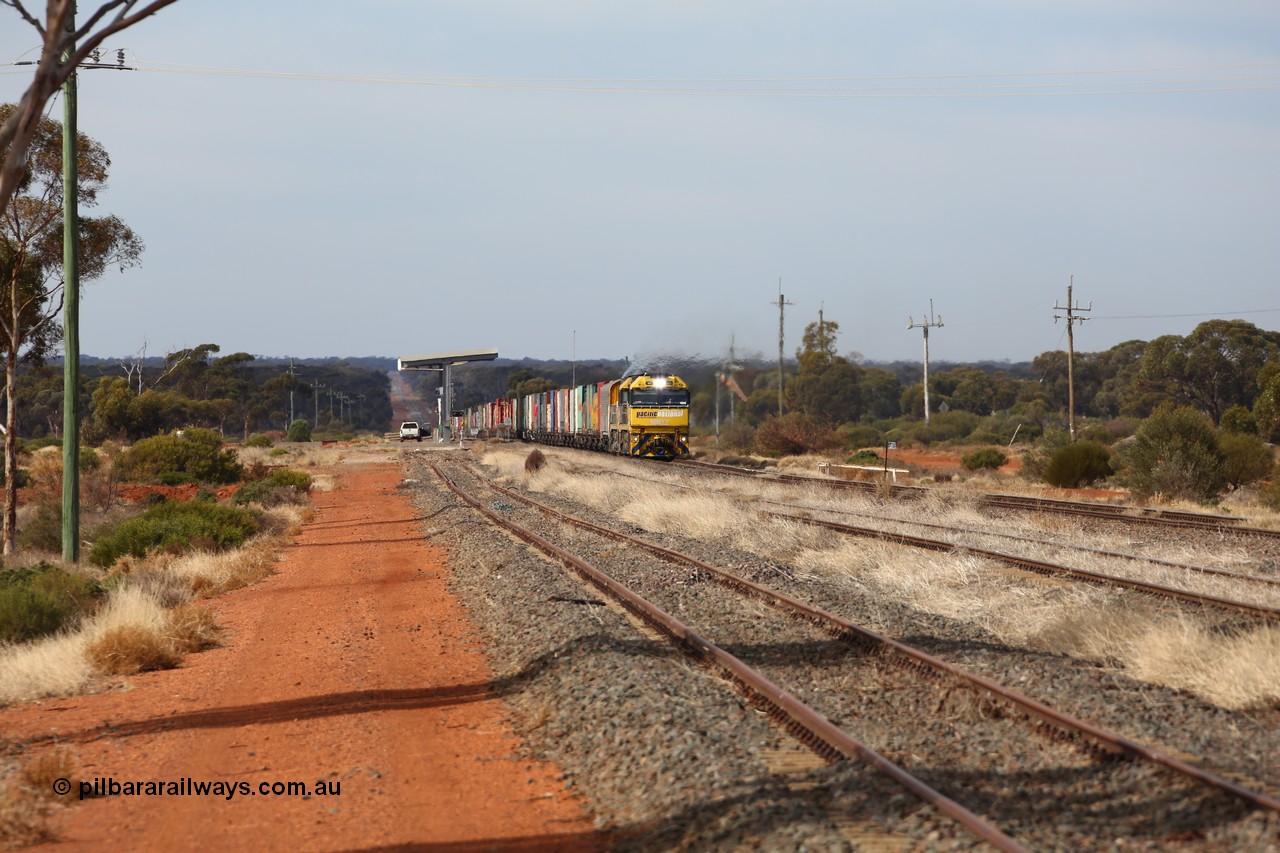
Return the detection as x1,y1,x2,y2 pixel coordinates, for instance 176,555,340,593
1,452,597,851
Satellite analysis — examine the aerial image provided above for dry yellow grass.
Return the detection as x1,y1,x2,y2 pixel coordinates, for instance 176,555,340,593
0,502,304,707
0,632,94,706
0,747,77,847
477,444,1280,710
84,625,181,675
165,537,281,597
0,776,57,848
81,587,180,676
165,602,222,654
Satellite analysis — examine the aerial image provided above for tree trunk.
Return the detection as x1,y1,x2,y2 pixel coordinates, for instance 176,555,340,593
3,345,19,556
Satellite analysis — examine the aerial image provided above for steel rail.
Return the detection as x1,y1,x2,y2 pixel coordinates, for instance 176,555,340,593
610,461,1280,589
428,462,1029,852
764,511,1280,622
463,466,1280,816
673,458,1280,539
981,492,1246,523
759,498,1280,590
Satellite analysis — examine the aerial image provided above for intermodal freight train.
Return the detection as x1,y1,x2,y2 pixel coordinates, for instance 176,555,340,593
463,373,691,460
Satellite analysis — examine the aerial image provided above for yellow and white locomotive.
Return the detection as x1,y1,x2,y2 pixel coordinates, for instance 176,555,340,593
466,372,691,460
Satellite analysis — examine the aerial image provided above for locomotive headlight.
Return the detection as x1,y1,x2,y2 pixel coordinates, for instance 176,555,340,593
654,377,668,389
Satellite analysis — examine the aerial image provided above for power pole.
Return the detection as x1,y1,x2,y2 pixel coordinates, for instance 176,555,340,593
727,335,740,422
61,7,80,563
52,35,133,562
310,380,324,426
1053,276,1091,441
773,280,793,417
907,299,944,427
286,358,296,427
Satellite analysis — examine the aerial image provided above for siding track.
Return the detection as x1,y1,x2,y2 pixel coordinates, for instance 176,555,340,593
429,457,1280,849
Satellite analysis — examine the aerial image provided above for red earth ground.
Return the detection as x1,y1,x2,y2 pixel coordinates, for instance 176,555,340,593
836,446,1129,501
2,458,602,851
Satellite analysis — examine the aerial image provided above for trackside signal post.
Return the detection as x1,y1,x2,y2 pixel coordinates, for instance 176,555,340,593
397,348,498,441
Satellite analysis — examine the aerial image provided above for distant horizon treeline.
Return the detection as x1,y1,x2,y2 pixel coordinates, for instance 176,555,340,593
18,346,393,441
410,318,1280,444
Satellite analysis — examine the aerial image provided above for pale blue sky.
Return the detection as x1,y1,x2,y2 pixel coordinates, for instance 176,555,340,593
3,1,1277,366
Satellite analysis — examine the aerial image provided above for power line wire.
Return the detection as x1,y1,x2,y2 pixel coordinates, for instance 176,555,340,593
4,56,1277,97
1093,308,1280,320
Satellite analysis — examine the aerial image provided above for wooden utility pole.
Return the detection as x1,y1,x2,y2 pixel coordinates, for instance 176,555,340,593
773,280,793,417
1053,276,1091,441
908,300,944,427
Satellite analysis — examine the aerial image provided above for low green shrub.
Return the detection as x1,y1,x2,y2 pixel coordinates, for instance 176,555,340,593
0,563,103,643
1080,424,1114,444
1104,418,1139,440
243,433,274,448
88,501,259,568
961,447,1008,471
1043,441,1113,488
1219,431,1274,489
915,411,981,445
232,469,312,507
114,429,242,486
836,423,881,449
846,449,881,464
754,413,839,456
286,419,312,442
17,504,62,552
21,436,62,453
1113,405,1226,503
1260,480,1280,511
718,420,756,453
1219,405,1258,435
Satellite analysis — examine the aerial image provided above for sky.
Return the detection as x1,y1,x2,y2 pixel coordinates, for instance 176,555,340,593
2,1,1278,368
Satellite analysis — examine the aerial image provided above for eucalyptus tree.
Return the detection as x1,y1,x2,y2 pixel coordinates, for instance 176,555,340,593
1137,320,1280,423
0,1,180,213
0,103,142,553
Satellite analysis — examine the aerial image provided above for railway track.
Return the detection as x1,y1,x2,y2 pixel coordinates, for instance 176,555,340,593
759,496,1280,592
673,457,1280,540
429,458,1280,849
760,510,1280,622
606,456,1280,599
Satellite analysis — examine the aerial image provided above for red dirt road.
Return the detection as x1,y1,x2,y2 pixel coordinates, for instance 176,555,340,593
4,459,599,851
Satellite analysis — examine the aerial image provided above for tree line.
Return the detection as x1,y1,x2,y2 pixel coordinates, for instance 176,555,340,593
17,347,393,443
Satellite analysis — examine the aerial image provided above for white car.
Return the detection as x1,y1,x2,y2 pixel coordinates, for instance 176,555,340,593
399,421,426,441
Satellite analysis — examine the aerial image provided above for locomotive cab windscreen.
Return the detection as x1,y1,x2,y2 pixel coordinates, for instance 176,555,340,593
628,387,689,407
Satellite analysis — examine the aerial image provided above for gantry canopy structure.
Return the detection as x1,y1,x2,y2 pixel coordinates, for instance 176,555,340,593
397,348,499,440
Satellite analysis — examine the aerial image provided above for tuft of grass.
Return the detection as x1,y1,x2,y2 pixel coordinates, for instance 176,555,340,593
82,588,180,676
20,747,77,793
165,602,221,654
0,747,78,847
85,625,180,676
0,777,57,847
166,537,280,597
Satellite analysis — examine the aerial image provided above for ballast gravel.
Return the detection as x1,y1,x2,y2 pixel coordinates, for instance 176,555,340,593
403,451,1280,851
